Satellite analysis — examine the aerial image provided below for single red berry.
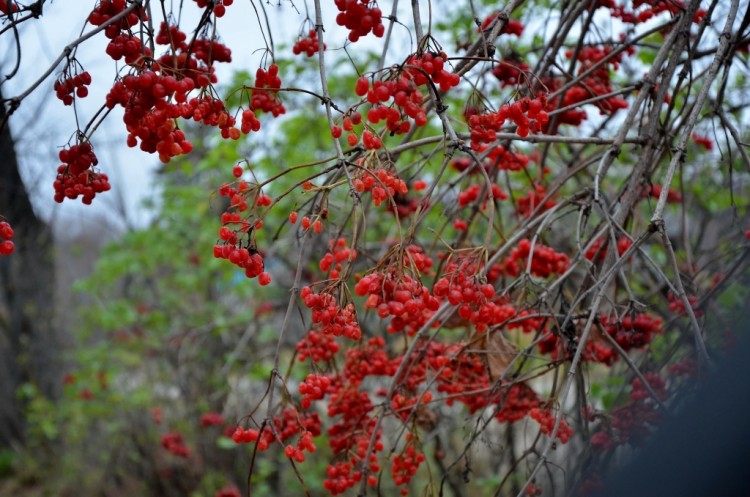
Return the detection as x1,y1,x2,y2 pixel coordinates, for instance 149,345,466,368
232,165,243,178
258,272,272,286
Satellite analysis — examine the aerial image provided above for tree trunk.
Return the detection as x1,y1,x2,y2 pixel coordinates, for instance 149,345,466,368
0,92,58,450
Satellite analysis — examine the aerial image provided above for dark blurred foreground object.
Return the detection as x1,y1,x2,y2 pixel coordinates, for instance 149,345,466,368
588,334,750,497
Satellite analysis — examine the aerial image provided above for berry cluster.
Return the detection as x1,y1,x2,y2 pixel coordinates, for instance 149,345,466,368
53,143,111,204
296,331,340,363
54,71,92,105
457,182,508,208
529,407,574,443
325,390,382,494
231,426,259,444
469,96,549,147
478,12,525,36
503,239,570,278
199,412,224,427
0,0,19,15
319,238,357,279
334,0,385,42
212,180,273,282
250,64,285,117
284,430,317,462
161,432,190,458
515,184,557,217
293,29,326,57
404,51,461,92
301,286,362,339
193,0,234,17
667,293,703,318
599,313,663,350
214,485,241,497
0,221,14,256
492,58,529,87
391,442,426,494
354,269,440,336
353,168,408,205
89,0,146,38
642,182,682,203
299,373,332,409
584,236,633,262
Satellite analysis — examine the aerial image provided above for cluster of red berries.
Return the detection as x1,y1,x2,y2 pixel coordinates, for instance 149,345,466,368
325,392,382,494
353,168,408,205
89,0,146,38
193,0,234,17
469,96,549,147
503,239,570,278
334,0,384,42
691,133,713,150
600,313,663,351
161,432,190,458
301,286,362,339
214,485,241,497
293,29,326,57
296,331,340,363
667,293,703,318
515,184,556,217
54,71,92,105
492,59,529,87
600,0,706,24
233,408,321,453
53,143,111,204
642,182,682,203
213,181,272,283
319,238,356,279
404,51,461,91
457,182,508,208
529,407,574,443
250,64,285,117
0,221,14,256
478,12,525,36
284,430,317,462
433,261,530,333
299,374,332,409
0,0,19,15
199,411,224,427
231,426,259,444
358,76,426,135
355,269,440,335
391,443,426,493
584,236,633,262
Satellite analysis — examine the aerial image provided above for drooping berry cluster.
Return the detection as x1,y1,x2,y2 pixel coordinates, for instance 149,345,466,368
54,71,92,105
391,441,426,494
529,407,574,443
469,96,549,146
515,184,557,217
53,142,111,204
353,167,408,205
296,331,340,363
300,286,362,340
457,182,508,208
334,0,385,42
503,238,570,278
293,29,326,57
199,411,224,427
161,432,190,458
299,373,332,409
249,64,286,117
319,238,357,279
667,292,703,318
584,236,633,262
193,0,234,17
599,312,663,350
354,267,440,336
0,221,14,256
212,181,271,283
